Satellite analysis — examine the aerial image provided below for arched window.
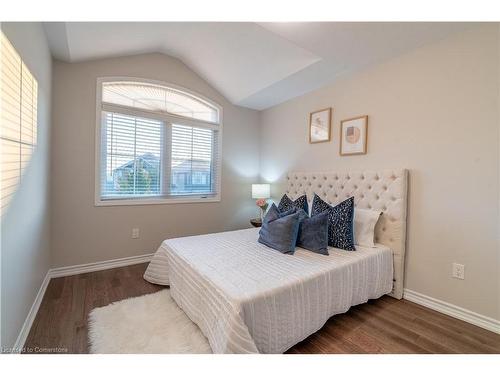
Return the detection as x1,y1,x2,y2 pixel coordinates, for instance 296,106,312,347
95,78,222,205
102,81,219,123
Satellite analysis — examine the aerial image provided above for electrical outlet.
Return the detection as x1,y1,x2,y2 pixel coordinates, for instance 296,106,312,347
452,263,465,280
132,228,140,239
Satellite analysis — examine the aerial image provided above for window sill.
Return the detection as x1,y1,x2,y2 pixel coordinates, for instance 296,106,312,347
94,195,220,207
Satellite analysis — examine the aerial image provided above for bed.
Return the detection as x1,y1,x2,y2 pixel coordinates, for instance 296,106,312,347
144,169,408,353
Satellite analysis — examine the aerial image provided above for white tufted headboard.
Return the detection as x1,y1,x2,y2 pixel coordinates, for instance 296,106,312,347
286,169,408,299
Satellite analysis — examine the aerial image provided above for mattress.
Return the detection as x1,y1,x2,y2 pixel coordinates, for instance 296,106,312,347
144,228,393,353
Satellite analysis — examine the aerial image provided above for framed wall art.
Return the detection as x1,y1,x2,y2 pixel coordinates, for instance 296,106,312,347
309,107,332,143
340,115,368,155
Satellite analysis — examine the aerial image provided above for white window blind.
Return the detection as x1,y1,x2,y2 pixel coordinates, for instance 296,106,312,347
101,112,162,199
97,79,221,204
171,124,217,196
1,32,38,215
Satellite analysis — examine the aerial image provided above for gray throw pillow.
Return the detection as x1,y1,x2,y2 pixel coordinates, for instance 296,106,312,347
296,209,329,255
258,204,301,255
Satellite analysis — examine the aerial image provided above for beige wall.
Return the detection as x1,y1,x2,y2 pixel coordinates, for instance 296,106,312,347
1,23,52,348
260,25,500,320
51,53,260,267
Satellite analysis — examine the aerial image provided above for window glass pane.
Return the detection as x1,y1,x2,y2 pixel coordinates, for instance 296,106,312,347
102,81,219,123
101,112,162,198
170,124,214,195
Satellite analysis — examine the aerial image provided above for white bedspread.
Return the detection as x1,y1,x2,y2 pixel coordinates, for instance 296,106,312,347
144,228,393,353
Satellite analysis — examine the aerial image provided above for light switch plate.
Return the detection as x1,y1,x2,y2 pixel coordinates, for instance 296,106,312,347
132,228,140,239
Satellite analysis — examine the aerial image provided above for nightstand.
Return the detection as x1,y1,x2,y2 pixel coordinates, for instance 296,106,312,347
250,218,262,227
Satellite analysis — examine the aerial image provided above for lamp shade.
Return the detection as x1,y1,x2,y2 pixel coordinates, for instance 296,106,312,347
252,184,270,199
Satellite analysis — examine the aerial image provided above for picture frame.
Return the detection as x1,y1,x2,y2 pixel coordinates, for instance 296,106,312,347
309,107,332,144
340,115,368,155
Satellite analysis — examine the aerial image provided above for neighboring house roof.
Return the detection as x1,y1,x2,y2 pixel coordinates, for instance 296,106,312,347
113,152,159,172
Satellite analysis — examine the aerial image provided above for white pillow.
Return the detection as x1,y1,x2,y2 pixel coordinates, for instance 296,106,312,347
354,208,382,247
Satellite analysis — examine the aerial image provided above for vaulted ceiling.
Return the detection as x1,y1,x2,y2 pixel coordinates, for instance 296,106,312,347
43,22,474,110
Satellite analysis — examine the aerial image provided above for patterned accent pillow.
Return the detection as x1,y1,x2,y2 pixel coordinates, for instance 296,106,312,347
311,194,356,251
278,194,308,213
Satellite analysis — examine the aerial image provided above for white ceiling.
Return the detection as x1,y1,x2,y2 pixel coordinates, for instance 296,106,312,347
43,22,474,110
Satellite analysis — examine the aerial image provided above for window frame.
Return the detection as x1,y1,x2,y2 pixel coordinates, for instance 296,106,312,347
94,77,223,206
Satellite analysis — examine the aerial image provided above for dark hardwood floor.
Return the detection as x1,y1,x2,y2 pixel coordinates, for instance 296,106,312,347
24,263,500,354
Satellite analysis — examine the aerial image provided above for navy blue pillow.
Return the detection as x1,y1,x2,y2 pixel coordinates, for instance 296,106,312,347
295,209,329,255
311,195,355,251
263,203,296,222
258,204,301,255
278,194,308,213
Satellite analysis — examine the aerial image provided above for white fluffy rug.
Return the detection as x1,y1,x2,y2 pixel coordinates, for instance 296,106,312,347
88,289,212,353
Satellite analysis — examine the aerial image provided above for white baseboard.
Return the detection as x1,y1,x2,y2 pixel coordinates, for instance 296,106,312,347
49,253,153,278
13,272,51,353
13,253,153,351
403,289,500,334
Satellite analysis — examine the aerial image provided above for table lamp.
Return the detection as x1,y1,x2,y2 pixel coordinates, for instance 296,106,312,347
251,184,270,220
